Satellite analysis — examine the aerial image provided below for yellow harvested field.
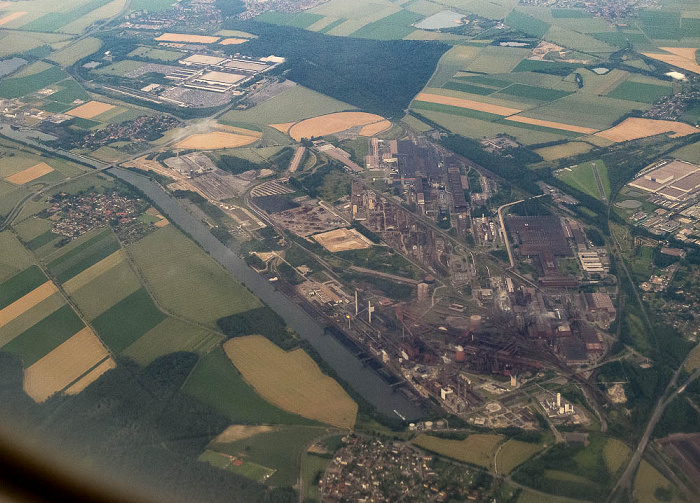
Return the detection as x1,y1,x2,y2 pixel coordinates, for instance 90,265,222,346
6,162,54,184
220,38,248,45
642,47,700,75
154,218,169,227
414,92,522,116
23,328,109,402
63,250,123,294
224,335,357,429
216,123,263,137
505,116,598,134
214,425,275,444
0,11,26,26
313,228,373,252
154,33,220,44
175,131,258,149
596,118,698,143
66,100,115,119
288,112,385,141
64,357,116,395
359,120,392,137
270,122,296,134
0,281,58,329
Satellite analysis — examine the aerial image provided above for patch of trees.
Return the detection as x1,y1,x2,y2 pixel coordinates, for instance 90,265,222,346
217,306,298,351
216,0,245,18
350,221,381,244
653,395,700,438
439,134,542,194
223,22,449,118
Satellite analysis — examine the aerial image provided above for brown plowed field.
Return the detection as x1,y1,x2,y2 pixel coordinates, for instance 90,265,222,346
154,33,220,44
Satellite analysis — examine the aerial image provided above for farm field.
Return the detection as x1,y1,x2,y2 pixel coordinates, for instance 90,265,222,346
414,92,522,116
607,80,673,104
127,46,183,61
0,233,35,282
46,228,121,283
0,280,58,329
641,47,700,75
505,116,597,134
91,288,166,353
596,118,699,143
220,84,355,128
683,344,700,372
288,112,386,141
210,425,332,487
224,336,357,429
632,460,683,503
67,256,141,320
183,347,316,425
1,304,84,367
496,439,544,474
66,100,115,119
6,163,54,185
48,37,101,66
122,317,221,366
127,226,260,326
535,141,594,161
412,433,504,469
0,265,49,310
556,160,610,201
0,64,67,99
602,438,631,474
154,33,220,43
23,327,109,402
415,109,568,145
175,132,258,150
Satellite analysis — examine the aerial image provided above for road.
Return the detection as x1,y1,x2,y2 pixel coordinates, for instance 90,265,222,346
608,351,700,501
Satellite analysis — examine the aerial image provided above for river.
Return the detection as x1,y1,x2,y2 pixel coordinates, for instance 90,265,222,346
109,167,424,421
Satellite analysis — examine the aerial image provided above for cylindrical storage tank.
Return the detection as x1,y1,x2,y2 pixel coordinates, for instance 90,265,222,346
470,314,482,331
455,345,466,362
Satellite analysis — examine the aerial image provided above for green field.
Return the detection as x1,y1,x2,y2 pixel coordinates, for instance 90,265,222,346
122,317,221,366
69,259,141,319
0,265,48,310
0,292,66,348
496,439,544,474
412,433,504,469
198,450,275,482
506,10,551,38
22,0,113,33
91,287,166,352
498,84,572,102
210,426,329,487
591,31,650,47
639,10,682,40
95,60,145,76
633,460,683,503
48,38,101,66
46,78,90,104
220,84,354,127
602,438,630,474
255,11,324,29
127,46,184,62
412,100,503,122
607,80,673,104
128,226,260,326
0,66,67,99
512,59,577,75
47,228,121,283
350,10,424,40
556,160,610,201
443,81,498,96
0,232,35,282
183,348,317,425
1,304,84,367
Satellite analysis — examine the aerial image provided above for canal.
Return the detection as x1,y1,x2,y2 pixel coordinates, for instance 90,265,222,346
109,167,424,421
